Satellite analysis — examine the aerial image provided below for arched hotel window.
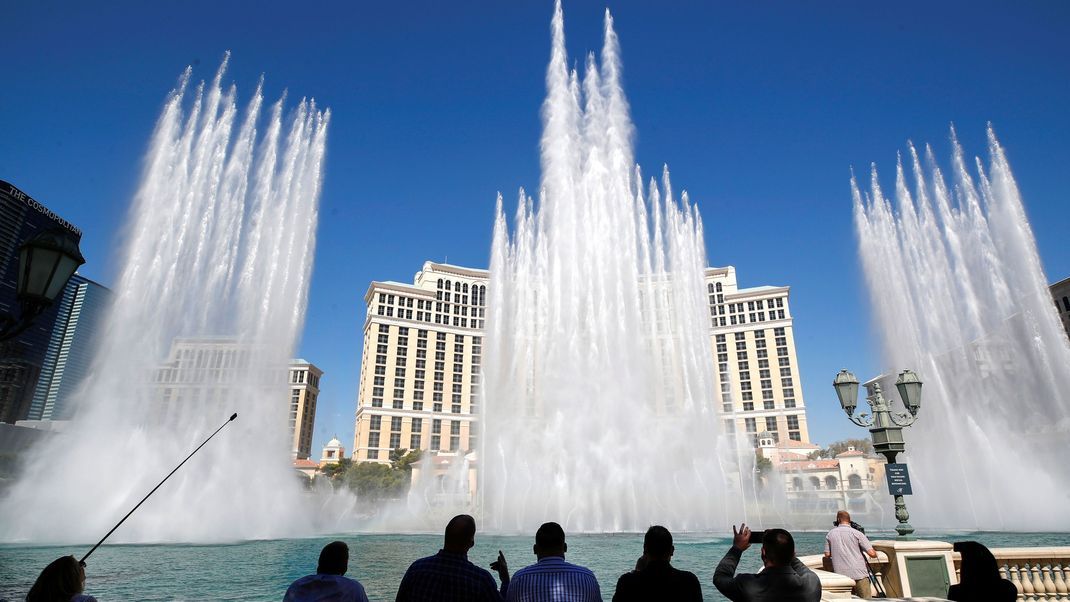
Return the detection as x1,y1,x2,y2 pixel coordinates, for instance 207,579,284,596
792,477,803,491
848,474,863,489
716,282,723,292
708,283,715,293
463,283,469,294
809,476,821,489
445,280,452,291
437,279,443,289
825,476,838,490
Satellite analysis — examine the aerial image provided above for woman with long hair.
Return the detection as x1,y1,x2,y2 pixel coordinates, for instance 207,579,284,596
948,541,1017,601
27,555,97,602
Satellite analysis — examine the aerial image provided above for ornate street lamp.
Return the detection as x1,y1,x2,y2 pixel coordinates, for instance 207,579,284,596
0,229,85,341
833,368,922,540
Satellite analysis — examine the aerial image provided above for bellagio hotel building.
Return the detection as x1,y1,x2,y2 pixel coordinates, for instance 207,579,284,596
352,262,810,462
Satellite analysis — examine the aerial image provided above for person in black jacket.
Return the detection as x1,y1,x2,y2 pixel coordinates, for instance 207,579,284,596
713,524,820,602
947,541,1017,601
612,525,702,601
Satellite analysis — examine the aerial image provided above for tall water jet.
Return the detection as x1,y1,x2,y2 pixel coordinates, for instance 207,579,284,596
854,126,1070,530
0,55,330,543
482,4,749,533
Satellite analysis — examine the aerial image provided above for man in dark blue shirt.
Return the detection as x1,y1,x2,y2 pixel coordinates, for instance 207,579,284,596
612,526,701,601
395,514,507,602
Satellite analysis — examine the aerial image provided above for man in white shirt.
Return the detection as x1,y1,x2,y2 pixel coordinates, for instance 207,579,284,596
824,511,877,599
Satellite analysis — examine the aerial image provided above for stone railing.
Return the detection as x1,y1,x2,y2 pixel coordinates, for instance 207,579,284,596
800,552,890,600
972,547,1070,601
803,543,1070,601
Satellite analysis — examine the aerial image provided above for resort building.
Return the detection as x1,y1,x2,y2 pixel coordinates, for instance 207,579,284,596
758,434,887,516
352,261,811,463
150,337,322,458
289,360,322,460
352,262,486,463
706,266,811,446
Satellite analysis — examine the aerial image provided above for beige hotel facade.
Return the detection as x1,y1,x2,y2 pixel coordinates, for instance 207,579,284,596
352,261,811,463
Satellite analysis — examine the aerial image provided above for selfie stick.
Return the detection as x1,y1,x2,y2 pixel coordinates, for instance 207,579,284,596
79,413,238,565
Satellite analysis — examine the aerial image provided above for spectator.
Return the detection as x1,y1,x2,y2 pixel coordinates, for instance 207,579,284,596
27,556,96,602
503,521,601,602
713,524,820,602
612,525,701,601
824,511,878,598
947,541,1017,601
396,514,507,602
284,540,369,602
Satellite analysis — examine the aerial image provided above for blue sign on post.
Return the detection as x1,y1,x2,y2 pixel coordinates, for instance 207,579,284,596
886,463,912,495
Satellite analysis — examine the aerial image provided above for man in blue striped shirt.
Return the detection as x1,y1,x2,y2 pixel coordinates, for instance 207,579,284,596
503,522,602,602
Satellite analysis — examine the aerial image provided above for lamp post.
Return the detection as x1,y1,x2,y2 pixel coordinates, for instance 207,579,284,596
833,368,922,540
0,229,85,342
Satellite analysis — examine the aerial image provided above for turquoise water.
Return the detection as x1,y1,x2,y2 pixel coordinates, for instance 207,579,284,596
2,531,1066,601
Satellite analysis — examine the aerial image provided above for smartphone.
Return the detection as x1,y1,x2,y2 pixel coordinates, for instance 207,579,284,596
748,530,765,544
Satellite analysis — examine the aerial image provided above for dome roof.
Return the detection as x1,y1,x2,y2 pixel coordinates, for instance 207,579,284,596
325,437,342,448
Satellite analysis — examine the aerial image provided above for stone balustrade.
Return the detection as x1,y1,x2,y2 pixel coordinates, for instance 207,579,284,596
971,547,1070,601
802,543,1070,601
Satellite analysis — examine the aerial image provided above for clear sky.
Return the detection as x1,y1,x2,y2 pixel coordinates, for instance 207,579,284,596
3,1,1068,454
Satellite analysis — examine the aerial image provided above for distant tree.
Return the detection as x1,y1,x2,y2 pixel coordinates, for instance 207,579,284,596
389,448,422,473
320,457,351,482
345,461,409,499
755,453,774,479
808,438,874,460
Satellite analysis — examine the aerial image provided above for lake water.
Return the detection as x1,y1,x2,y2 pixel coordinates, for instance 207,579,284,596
2,531,1066,601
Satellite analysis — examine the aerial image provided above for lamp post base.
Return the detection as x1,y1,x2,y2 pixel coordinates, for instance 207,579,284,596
894,494,915,540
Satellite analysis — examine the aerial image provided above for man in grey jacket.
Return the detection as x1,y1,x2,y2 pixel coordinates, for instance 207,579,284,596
713,523,821,602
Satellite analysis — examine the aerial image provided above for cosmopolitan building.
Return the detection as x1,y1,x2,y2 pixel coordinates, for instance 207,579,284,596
1052,276,1070,341
27,274,111,421
0,180,84,424
352,261,810,463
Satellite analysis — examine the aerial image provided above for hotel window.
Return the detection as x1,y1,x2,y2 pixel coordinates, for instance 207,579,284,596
735,332,745,341
778,357,791,367
778,310,785,319
410,433,421,449
765,417,778,432
786,415,799,430
716,282,723,292
735,342,746,351
389,433,401,449
370,415,382,430
379,324,390,333
742,402,754,412
445,281,452,291
763,399,775,410
391,417,402,432
744,418,757,433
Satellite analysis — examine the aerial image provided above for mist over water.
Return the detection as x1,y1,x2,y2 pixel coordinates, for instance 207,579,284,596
0,56,330,543
854,127,1070,531
482,3,752,533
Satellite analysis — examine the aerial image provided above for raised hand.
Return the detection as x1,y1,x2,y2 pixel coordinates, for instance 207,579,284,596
490,549,510,582
732,523,751,551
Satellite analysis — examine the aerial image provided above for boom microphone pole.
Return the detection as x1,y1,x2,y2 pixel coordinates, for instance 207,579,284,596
79,412,238,565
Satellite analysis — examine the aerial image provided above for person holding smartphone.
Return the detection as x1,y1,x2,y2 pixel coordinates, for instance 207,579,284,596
712,523,821,602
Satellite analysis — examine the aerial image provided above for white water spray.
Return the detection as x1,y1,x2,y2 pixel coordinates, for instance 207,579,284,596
482,3,749,533
0,55,330,543
854,126,1070,530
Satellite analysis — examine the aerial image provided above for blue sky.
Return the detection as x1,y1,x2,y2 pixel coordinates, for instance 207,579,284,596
3,1,1068,453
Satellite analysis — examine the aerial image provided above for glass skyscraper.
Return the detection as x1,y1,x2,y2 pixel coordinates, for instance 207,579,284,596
28,274,111,420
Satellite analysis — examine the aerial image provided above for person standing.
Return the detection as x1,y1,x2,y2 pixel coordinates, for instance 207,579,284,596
395,514,507,602
824,511,878,599
713,524,821,602
502,521,601,602
612,525,701,601
284,541,369,602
